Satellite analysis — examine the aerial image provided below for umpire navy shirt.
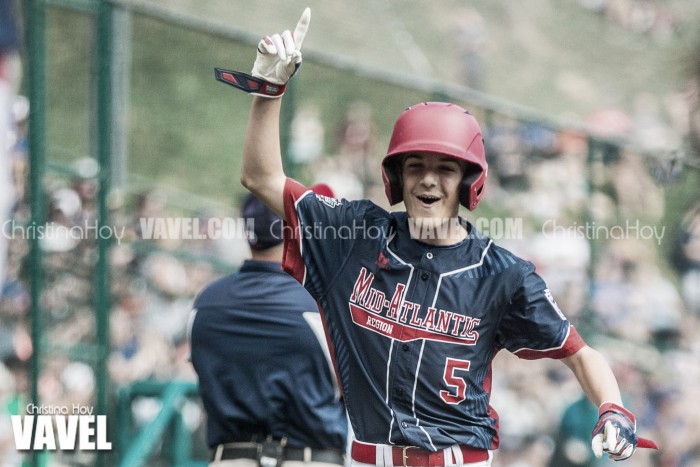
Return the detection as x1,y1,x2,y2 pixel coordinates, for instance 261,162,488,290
190,260,348,449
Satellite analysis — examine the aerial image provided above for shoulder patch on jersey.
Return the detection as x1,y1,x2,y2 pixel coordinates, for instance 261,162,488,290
315,194,342,208
375,251,390,270
544,288,566,320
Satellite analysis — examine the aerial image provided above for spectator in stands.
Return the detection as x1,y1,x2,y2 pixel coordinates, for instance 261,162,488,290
0,0,22,292
0,361,22,466
671,199,700,317
289,102,325,165
108,284,172,384
679,42,700,314
454,7,488,90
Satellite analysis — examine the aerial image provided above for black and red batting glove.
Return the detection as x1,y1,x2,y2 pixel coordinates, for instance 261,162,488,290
214,68,292,98
591,402,659,461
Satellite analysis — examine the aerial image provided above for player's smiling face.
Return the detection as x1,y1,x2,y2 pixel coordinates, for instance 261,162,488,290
401,152,465,221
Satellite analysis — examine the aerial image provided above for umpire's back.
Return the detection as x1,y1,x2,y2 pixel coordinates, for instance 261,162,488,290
189,193,348,467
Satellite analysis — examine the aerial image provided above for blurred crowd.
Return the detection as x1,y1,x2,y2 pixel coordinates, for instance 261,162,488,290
471,96,700,466
1,0,699,463
0,93,232,464
2,78,700,467
578,0,680,42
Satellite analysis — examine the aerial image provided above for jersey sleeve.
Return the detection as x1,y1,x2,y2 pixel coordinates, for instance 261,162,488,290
496,262,585,360
282,177,367,299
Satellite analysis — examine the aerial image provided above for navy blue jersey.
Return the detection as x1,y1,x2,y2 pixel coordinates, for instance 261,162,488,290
190,259,348,449
282,179,584,452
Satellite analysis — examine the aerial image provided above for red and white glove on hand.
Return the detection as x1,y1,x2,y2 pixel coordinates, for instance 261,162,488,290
591,402,659,461
251,7,309,86
214,8,310,98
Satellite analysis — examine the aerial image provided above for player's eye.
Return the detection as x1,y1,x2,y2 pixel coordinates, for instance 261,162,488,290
438,164,459,173
404,160,424,171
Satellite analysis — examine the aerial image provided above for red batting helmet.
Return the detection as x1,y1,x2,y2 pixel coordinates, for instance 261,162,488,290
381,102,488,211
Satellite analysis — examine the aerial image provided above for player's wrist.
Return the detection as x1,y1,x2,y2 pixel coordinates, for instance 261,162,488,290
214,68,288,98
598,402,635,424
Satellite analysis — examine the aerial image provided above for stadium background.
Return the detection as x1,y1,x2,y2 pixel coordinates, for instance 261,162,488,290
2,0,700,465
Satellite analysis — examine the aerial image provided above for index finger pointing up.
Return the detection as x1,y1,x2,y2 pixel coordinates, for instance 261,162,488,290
293,8,311,51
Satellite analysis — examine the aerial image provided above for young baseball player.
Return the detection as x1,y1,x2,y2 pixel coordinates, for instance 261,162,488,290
218,8,658,466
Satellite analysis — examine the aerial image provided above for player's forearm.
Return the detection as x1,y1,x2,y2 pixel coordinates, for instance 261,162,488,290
241,96,287,216
562,345,623,407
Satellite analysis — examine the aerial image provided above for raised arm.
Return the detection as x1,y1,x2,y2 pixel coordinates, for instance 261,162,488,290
241,96,286,216
221,8,311,218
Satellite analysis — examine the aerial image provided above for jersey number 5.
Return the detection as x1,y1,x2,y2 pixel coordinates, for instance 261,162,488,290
440,358,471,405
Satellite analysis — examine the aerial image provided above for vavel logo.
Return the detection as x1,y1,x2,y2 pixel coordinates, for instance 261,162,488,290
11,404,111,451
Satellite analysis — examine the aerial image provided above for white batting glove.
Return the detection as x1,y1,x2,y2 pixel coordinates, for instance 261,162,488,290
251,8,310,85
214,8,310,97
591,403,658,461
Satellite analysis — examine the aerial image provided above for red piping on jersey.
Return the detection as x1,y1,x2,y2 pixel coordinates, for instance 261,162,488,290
512,325,586,360
484,351,500,450
282,178,312,284
281,178,348,413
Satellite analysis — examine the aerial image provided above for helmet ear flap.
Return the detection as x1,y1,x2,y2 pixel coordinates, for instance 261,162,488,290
460,165,486,211
382,157,404,205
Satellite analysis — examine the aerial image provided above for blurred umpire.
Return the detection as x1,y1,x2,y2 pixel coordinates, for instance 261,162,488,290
189,191,348,467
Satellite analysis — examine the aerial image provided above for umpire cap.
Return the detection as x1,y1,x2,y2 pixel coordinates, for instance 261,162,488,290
242,193,283,251
242,184,334,250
